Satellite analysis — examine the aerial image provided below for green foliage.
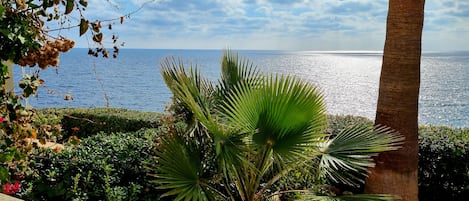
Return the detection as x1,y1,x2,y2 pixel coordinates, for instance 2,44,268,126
269,113,375,191
0,0,121,65
22,129,162,201
1,0,77,63
0,63,39,184
156,51,401,201
326,115,373,136
17,106,467,201
36,108,162,139
0,3,41,63
0,0,127,187
418,126,469,201
319,125,402,186
284,115,469,201
154,133,218,201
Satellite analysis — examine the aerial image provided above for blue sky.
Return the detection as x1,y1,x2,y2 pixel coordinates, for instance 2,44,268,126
66,0,469,51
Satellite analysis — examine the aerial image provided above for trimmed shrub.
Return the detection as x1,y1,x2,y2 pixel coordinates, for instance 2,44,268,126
327,114,373,135
277,115,469,201
270,115,374,199
36,108,162,139
418,126,469,201
22,129,162,201
25,110,468,201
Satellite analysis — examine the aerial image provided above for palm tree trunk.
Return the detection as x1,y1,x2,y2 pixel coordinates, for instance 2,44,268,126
365,1,425,201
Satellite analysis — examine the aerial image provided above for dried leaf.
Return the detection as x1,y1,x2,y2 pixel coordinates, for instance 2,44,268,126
65,0,74,14
79,19,88,36
64,93,73,101
112,34,118,43
91,22,100,32
93,33,103,43
79,0,88,7
103,49,109,58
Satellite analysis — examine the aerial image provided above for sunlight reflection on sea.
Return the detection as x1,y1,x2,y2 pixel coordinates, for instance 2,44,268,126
14,49,468,127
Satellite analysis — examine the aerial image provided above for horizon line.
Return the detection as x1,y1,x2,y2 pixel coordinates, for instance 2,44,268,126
70,47,469,54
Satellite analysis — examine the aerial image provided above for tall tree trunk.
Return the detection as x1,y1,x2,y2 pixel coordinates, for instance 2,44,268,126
365,1,425,201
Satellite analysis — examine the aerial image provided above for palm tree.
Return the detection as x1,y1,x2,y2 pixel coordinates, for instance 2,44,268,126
365,1,425,201
153,51,403,201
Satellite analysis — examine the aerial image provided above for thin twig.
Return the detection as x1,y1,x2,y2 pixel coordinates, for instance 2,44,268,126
91,61,111,108
45,1,154,32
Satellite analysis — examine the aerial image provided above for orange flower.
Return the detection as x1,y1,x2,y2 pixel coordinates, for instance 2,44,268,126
30,129,37,138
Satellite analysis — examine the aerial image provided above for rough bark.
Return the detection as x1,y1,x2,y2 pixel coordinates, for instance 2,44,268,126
365,1,425,201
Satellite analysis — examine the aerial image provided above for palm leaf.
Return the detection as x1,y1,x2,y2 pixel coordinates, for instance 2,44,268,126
161,57,219,132
222,74,327,164
217,49,262,103
319,124,403,186
153,134,222,201
219,74,329,199
161,55,254,197
210,126,251,189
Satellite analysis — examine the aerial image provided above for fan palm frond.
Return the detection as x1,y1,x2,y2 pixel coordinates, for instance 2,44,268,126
223,74,327,163
319,124,403,186
158,50,402,201
154,134,223,201
213,126,250,167
217,49,262,103
161,57,217,131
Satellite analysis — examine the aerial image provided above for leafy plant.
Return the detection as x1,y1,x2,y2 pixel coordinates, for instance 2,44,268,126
36,108,162,139
0,0,137,188
418,126,469,201
22,129,161,201
152,51,403,201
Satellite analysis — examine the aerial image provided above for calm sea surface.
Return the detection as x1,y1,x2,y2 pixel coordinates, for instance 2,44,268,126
14,49,468,128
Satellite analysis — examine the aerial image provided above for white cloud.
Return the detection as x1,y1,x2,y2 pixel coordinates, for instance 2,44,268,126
67,0,468,51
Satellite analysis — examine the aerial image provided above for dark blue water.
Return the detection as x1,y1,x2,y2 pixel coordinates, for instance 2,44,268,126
14,49,469,128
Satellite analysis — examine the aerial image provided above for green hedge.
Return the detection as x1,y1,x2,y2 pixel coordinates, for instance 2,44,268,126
327,116,469,201
22,129,162,201
418,126,469,201
327,115,374,135
25,110,469,201
278,115,469,201
35,108,162,139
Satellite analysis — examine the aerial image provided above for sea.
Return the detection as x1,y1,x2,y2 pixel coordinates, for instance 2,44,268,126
13,49,468,128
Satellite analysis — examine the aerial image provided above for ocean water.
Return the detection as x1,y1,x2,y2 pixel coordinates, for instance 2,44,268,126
14,49,468,128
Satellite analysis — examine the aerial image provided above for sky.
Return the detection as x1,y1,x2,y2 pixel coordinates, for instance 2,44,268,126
63,0,469,51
